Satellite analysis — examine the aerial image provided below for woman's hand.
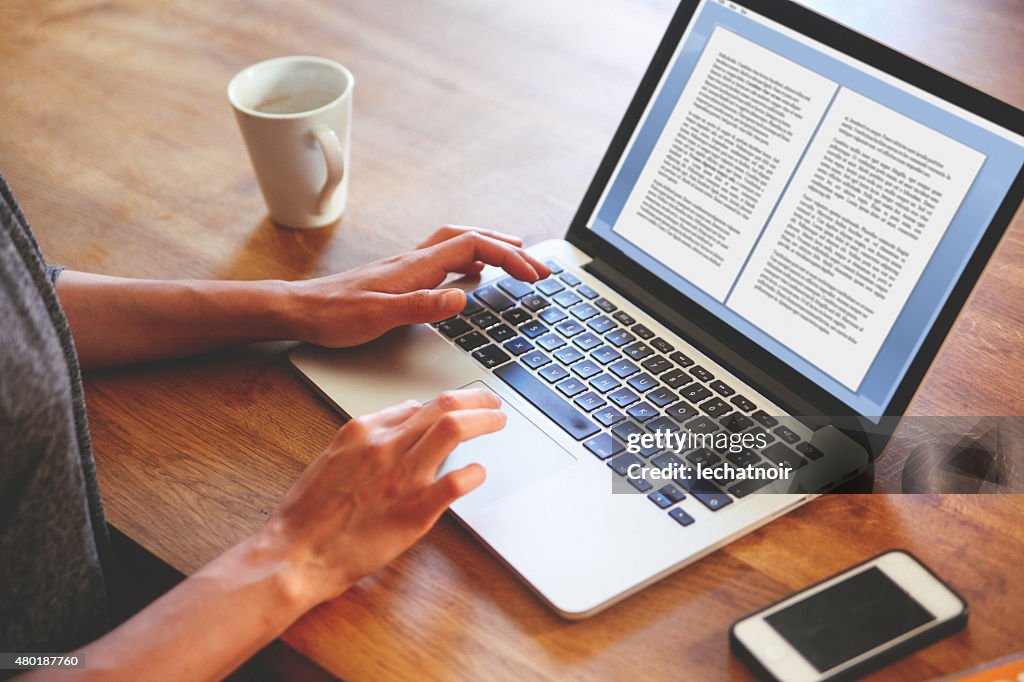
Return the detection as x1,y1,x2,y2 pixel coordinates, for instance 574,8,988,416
285,225,551,348
263,387,504,607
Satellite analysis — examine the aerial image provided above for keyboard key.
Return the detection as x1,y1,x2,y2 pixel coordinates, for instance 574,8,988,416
700,397,732,418
623,341,653,361
662,368,693,389
651,451,685,472
576,284,598,299
609,359,640,378
569,303,599,321
591,345,621,365
731,395,757,412
626,373,658,393
574,391,607,412
641,355,672,374
556,377,587,397
720,413,754,433
629,476,653,493
572,332,602,351
487,324,516,342
461,298,484,316
611,420,644,444
470,311,500,328
774,425,801,444
521,350,550,369
747,426,776,445
681,384,713,404
553,291,583,308
502,307,532,326
583,433,624,460
555,320,584,337
627,402,658,422
669,351,694,367
763,443,805,468
589,373,622,393
553,346,584,365
631,324,654,340
608,452,643,477
539,364,569,383
612,311,636,326
659,484,686,504
609,387,640,408
645,415,680,434
503,337,534,356
536,278,565,296
455,331,487,351
536,333,566,351
438,317,472,338
472,344,511,368
593,406,625,427
665,401,699,422
691,491,733,511
647,387,678,408
650,337,674,353
544,259,563,274
684,415,719,436
709,380,734,397
594,297,617,312
497,277,533,299
752,410,779,428
687,448,720,466
474,285,514,311
727,449,760,467
605,329,635,347
587,315,616,333
648,492,672,509
571,359,602,379
520,293,550,312
559,272,581,287
519,320,548,339
493,362,599,440
669,507,695,526
690,365,714,382
728,467,776,498
796,442,824,460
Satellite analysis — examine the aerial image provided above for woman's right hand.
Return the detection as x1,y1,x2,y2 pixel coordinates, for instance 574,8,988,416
263,387,504,607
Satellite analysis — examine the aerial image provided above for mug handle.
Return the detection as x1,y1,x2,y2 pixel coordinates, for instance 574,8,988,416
312,125,344,215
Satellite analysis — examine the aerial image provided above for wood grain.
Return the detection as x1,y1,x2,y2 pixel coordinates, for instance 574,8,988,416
2,0,1022,679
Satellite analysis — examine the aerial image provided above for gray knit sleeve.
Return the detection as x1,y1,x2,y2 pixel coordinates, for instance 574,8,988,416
46,265,63,285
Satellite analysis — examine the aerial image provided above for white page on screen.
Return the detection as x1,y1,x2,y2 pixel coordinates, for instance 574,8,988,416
728,88,986,389
612,27,837,301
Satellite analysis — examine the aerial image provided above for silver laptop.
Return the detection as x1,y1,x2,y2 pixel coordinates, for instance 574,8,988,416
292,0,1024,617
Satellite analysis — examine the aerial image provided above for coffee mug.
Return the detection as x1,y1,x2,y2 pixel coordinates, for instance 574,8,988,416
228,56,354,229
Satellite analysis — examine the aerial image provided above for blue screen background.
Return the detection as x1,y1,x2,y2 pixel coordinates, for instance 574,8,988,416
589,0,1024,417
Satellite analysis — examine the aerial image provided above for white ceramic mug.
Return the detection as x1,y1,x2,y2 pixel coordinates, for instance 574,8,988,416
228,56,354,229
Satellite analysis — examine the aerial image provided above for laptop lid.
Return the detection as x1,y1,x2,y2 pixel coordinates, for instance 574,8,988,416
566,0,1024,425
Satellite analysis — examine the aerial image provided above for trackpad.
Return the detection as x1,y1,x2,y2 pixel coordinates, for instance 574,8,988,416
439,381,576,516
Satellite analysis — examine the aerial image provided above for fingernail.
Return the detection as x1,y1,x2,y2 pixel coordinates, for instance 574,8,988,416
440,289,464,310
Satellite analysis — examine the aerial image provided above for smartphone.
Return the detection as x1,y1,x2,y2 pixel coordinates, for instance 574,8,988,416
730,550,968,682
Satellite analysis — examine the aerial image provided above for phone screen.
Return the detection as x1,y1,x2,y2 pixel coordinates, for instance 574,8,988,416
764,567,935,672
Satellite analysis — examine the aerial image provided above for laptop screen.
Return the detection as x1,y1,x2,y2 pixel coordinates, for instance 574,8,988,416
586,0,1024,418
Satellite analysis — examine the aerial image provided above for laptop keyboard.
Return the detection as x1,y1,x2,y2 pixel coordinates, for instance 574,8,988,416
431,260,822,528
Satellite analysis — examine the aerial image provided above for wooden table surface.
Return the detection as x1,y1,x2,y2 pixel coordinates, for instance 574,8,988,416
3,0,1023,679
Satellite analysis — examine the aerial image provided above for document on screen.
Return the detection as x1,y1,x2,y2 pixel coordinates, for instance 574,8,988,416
728,88,985,389
613,27,838,301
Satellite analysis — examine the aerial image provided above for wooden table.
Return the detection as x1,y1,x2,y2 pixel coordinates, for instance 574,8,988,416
3,0,1023,679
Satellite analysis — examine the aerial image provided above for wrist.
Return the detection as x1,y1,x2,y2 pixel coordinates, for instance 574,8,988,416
261,279,311,343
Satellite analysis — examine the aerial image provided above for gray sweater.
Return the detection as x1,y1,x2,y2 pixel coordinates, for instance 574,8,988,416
0,174,108,655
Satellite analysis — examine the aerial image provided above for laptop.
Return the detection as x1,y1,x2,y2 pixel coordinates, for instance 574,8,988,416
292,0,1024,618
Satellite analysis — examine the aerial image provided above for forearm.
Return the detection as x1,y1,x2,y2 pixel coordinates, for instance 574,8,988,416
56,272,299,369
26,532,319,682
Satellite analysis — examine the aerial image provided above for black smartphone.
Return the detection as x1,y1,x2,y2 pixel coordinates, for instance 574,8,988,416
730,550,968,682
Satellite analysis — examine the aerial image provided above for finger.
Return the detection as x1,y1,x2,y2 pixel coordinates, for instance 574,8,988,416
387,287,467,326
407,464,487,521
387,387,502,454
405,407,507,478
422,232,551,282
451,261,485,277
328,399,420,449
418,225,523,249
